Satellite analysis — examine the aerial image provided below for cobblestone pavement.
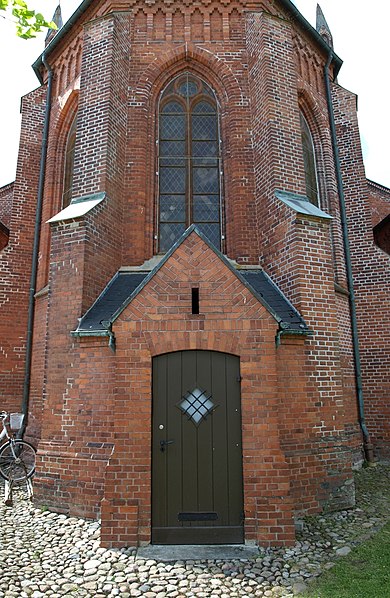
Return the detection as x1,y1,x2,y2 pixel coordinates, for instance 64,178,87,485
0,464,389,597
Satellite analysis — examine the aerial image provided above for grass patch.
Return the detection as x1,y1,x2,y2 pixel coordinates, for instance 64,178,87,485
302,521,390,598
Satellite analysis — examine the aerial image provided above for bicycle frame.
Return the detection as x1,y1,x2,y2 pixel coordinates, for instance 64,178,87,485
0,424,10,442
0,413,17,458
0,412,35,505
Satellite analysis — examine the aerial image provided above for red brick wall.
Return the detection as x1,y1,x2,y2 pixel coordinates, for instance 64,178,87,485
335,291,361,464
28,14,130,437
0,87,46,413
332,85,390,457
2,1,382,547
27,290,49,442
28,25,84,427
34,231,356,547
41,217,89,441
275,213,360,511
77,12,130,308
34,335,115,517
36,232,296,545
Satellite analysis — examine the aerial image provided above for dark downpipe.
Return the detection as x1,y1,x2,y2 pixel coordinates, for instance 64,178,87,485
19,54,53,438
324,51,375,464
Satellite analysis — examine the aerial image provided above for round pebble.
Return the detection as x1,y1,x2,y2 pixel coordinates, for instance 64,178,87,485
0,464,389,597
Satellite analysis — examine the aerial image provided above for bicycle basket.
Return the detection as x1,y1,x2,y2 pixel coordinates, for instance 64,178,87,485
10,413,24,431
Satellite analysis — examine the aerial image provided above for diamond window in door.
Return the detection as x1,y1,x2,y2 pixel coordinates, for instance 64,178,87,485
158,73,223,252
178,387,216,425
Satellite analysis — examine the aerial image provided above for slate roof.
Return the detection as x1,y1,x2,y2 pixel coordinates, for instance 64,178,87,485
75,267,308,336
76,271,148,333
238,270,308,333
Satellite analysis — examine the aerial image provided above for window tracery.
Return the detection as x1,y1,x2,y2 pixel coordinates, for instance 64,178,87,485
157,73,222,252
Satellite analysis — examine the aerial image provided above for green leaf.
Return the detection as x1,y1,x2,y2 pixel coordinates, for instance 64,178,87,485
2,0,57,38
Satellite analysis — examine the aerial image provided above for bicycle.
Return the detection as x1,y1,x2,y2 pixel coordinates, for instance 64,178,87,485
0,411,36,482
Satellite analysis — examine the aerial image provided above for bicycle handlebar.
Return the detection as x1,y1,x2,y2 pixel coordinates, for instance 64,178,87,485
0,411,8,420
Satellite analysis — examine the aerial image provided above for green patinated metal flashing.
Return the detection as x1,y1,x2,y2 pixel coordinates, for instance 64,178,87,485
275,325,312,348
71,319,116,351
47,192,106,223
71,330,109,337
275,189,333,220
71,192,106,204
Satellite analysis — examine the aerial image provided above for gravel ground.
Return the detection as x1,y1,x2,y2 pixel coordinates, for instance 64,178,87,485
0,463,389,597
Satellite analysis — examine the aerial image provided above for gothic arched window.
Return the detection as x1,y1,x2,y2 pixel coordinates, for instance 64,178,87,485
62,114,77,209
157,73,222,252
300,112,319,206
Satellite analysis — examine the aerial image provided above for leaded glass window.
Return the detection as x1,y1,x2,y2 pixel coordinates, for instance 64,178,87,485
62,114,77,209
158,74,222,252
178,387,216,426
300,112,319,207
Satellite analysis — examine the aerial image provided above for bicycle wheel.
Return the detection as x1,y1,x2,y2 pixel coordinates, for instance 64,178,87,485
0,440,36,481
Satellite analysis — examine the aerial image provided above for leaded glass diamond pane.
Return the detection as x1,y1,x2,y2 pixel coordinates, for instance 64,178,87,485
159,223,186,252
161,101,184,114
192,140,218,157
160,141,186,157
193,167,219,194
196,223,221,249
160,196,186,222
193,100,216,114
179,388,215,425
160,167,186,193
203,84,215,98
191,115,217,140
193,195,220,221
160,115,186,140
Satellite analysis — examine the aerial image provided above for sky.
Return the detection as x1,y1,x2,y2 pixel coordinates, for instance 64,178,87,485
0,0,389,189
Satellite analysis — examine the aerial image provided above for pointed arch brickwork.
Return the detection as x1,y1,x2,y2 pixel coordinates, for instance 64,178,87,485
123,42,256,264
36,89,79,291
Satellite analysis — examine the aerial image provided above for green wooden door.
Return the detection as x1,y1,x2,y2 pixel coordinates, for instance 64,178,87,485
152,350,244,544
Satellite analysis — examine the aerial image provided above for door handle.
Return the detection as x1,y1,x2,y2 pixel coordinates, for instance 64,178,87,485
160,439,174,452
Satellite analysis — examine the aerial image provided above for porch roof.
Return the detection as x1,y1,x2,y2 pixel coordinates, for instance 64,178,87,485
74,271,149,334
74,231,308,337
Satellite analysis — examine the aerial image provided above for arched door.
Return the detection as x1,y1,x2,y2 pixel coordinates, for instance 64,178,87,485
152,350,244,544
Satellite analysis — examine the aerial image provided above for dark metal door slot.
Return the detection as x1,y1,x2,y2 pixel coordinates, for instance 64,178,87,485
178,512,218,521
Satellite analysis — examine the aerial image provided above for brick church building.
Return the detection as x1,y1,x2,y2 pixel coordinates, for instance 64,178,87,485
0,0,389,547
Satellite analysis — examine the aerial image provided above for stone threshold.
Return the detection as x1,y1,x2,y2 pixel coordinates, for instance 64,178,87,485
136,544,260,562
